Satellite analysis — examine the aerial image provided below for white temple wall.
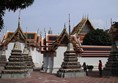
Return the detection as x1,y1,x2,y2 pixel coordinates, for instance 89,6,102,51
52,46,108,72
6,43,43,68
54,47,66,68
30,48,43,68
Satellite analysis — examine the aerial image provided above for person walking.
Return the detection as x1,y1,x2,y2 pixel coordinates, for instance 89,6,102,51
98,60,102,77
83,62,88,76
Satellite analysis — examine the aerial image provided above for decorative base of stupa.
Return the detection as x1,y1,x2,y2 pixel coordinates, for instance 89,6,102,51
104,51,118,76
24,56,34,70
0,55,7,67
57,43,85,78
1,72,30,78
27,68,33,72
57,69,85,78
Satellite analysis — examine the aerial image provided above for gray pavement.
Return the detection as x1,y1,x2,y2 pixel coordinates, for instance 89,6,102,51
0,70,118,83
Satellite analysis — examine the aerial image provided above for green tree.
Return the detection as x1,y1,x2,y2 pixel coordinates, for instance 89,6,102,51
0,0,34,31
82,28,112,46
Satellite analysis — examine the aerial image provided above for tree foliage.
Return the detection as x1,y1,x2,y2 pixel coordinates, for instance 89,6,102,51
82,28,112,46
0,0,34,31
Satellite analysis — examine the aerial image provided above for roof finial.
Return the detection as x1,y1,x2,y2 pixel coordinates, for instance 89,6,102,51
18,10,21,28
64,23,66,29
69,14,71,36
85,14,87,20
48,27,52,34
68,14,71,43
82,13,85,19
40,31,42,46
110,18,112,26
36,28,39,43
44,28,46,38
87,13,89,20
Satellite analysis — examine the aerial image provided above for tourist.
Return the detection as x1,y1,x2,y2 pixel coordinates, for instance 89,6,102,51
98,60,102,77
83,62,88,76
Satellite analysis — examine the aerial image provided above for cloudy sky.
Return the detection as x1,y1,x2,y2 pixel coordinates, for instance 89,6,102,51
2,0,118,36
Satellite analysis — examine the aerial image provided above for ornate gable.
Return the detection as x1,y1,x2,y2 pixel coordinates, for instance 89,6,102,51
49,28,69,51
1,16,27,46
55,28,69,46
3,27,26,46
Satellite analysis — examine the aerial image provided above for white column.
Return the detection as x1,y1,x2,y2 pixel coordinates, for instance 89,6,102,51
43,53,49,72
48,54,54,73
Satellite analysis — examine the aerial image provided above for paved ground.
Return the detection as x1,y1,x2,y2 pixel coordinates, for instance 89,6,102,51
0,70,118,83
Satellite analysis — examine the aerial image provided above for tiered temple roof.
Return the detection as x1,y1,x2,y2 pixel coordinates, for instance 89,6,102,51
71,17,94,35
71,17,95,42
48,28,83,53
0,29,41,49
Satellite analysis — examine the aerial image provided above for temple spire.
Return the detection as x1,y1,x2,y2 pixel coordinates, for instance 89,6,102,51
68,14,71,37
25,27,28,47
18,10,21,28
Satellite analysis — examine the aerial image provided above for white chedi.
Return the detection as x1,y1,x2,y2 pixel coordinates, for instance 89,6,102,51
66,43,74,51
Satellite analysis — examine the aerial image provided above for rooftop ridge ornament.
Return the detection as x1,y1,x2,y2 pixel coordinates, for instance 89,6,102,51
40,31,42,47
48,27,52,34
64,23,66,29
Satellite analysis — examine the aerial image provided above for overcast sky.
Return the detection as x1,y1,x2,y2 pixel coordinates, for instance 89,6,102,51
2,0,118,36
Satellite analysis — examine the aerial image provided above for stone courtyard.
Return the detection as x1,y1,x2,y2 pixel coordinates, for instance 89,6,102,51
0,70,118,83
